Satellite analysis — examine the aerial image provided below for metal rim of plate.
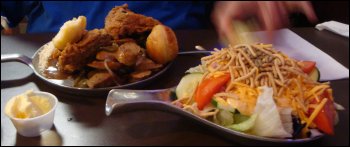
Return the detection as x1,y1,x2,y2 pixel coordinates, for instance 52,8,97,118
105,89,325,145
106,101,324,145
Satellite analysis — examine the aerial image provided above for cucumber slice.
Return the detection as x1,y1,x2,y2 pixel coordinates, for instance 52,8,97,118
176,73,204,99
309,67,320,82
216,110,234,126
211,99,218,107
233,114,250,124
227,114,257,132
215,97,236,112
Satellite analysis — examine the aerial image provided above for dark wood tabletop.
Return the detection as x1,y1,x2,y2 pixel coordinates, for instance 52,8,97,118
1,28,349,146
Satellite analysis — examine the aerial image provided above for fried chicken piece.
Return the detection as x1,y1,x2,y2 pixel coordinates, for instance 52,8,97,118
105,4,160,38
58,29,113,73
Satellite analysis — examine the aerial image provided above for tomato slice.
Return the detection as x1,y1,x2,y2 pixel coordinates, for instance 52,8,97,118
300,61,316,74
308,90,335,135
194,73,230,110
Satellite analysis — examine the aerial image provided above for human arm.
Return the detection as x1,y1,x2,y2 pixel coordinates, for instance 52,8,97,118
211,1,318,44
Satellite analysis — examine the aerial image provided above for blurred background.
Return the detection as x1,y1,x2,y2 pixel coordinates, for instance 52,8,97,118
291,1,349,27
1,1,349,35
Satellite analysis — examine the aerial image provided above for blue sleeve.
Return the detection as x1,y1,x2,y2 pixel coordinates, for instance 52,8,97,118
1,1,40,27
2,1,214,33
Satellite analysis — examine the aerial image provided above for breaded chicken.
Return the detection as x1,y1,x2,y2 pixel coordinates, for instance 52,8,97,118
58,29,113,73
105,4,160,39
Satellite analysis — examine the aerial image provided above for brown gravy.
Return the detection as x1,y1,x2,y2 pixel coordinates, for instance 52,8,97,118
43,58,70,79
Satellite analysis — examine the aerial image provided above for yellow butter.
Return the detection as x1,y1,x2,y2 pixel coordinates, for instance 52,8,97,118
5,90,52,119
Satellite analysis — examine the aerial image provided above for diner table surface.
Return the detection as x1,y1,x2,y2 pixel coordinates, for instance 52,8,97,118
1,28,349,146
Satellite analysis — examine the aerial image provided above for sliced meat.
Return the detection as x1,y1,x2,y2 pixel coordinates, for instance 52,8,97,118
135,57,162,71
104,4,160,38
96,51,118,61
86,72,115,88
130,70,152,82
87,61,122,70
100,44,118,52
116,42,144,66
130,70,152,79
58,29,113,73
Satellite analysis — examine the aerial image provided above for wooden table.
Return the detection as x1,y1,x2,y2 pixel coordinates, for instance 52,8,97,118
1,28,348,146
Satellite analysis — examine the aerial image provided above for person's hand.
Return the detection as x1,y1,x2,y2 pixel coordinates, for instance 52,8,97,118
211,1,318,44
1,16,14,35
1,28,13,35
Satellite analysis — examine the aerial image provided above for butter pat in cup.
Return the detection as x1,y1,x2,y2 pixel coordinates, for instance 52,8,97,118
5,90,58,137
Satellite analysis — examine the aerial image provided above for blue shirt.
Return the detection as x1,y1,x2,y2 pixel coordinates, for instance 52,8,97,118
1,1,213,33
